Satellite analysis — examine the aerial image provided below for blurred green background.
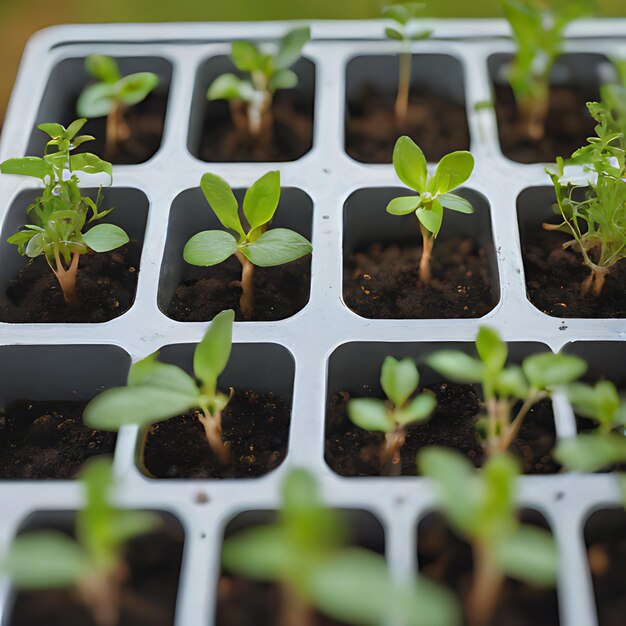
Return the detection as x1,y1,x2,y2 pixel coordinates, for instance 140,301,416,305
0,0,624,123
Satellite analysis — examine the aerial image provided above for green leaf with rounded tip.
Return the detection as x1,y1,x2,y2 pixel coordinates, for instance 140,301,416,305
522,353,587,390
555,433,626,472
231,40,263,72
128,352,199,398
430,151,474,194
382,4,410,25
77,82,117,117
426,350,485,384
65,119,88,139
243,171,281,231
416,199,443,236
183,230,238,266
347,398,394,433
193,309,234,391
69,153,112,179
200,173,245,237
394,575,461,626
275,26,310,70
117,72,158,106
411,28,434,41
439,192,474,214
36,122,66,138
241,228,312,267
386,195,419,215
495,366,530,399
0,157,53,180
269,69,298,91
25,233,46,257
396,392,437,426
207,74,254,102
393,136,428,192
111,510,159,545
82,223,128,252
380,356,419,408
384,27,405,40
4,532,89,589
85,54,121,83
476,326,507,371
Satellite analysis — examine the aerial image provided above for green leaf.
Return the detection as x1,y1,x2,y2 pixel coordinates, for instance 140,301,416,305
555,433,626,472
393,575,461,626
416,199,443,236
496,366,530,399
347,398,394,433
82,223,128,252
193,309,235,391
380,356,419,408
183,230,238,266
231,40,263,72
269,69,298,91
385,27,405,41
116,72,158,106
411,28,434,41
64,119,88,139
275,26,310,70
426,350,485,384
430,151,474,194
111,510,158,544
0,157,53,180
70,153,112,179
85,54,121,83
241,228,312,267
36,123,66,138
396,392,437,426
568,381,621,426
128,352,199,398
476,326,507,372
76,82,117,117
382,4,410,25
386,195,419,216
25,233,46,257
207,74,254,102
392,136,427,192
243,170,281,231
438,192,474,214
200,173,245,238
3,532,89,589
522,353,587,390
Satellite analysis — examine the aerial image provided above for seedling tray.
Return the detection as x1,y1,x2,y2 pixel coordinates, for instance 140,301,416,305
0,18,625,626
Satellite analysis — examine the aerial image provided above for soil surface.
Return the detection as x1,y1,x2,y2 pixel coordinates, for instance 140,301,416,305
9,528,183,626
345,87,470,163
585,509,626,626
166,256,311,322
0,243,140,323
418,513,560,626
143,389,290,479
198,92,313,162
343,238,496,319
325,383,559,476
494,83,598,164
0,400,116,479
522,229,626,318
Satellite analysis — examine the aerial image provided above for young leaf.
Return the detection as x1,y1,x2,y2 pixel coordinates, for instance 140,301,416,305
231,40,263,72
396,392,437,425
416,199,443,236
117,72,159,106
380,356,419,408
128,352,199,398
77,83,117,117
426,351,485,384
37,122,66,138
385,27,404,41
438,192,474,214
183,230,238,266
243,170,281,231
200,173,245,238
347,398,394,433
386,195,420,216
207,74,254,102
70,153,113,179
555,433,626,472
82,223,129,253
275,26,311,70
193,309,235,392
476,326,508,372
393,136,428,192
85,55,121,83
269,69,298,91
429,151,474,194
241,228,312,267
0,157,53,180
522,353,587,389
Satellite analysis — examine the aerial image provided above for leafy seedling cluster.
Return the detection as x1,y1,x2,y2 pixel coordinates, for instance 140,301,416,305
1,120,126,306
387,135,475,283
183,171,312,319
77,54,158,159
84,310,235,465
348,356,436,475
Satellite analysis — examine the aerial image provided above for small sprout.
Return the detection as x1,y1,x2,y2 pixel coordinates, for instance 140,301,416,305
383,2,433,125
84,310,235,464
223,468,460,626
387,135,475,283
207,26,310,141
183,171,312,319
1,457,157,626
1,120,125,306
77,55,159,159
348,356,437,475
500,0,594,141
419,448,558,626
426,326,586,457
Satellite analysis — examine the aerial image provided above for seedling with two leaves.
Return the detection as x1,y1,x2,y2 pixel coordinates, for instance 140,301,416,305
387,135,475,283
84,309,235,464
0,120,126,306
223,468,460,626
347,356,437,475
77,54,158,159
207,27,310,141
183,171,312,319
420,448,558,626
2,457,157,626
383,3,433,125
427,326,587,458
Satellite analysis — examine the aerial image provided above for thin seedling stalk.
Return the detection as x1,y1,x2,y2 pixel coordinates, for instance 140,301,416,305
105,102,131,159
517,88,550,142
77,563,126,626
235,250,255,319
419,223,434,284
395,49,412,126
198,406,230,464
51,250,80,306
279,581,315,626
380,428,406,476
467,540,505,626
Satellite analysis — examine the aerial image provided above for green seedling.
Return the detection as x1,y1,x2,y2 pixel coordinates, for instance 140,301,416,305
347,356,437,475
1,457,157,626
426,326,586,457
223,468,460,626
500,0,594,141
387,135,475,284
84,310,235,464
0,120,125,306
383,2,433,125
77,55,158,159
419,448,558,626
183,171,312,319
207,26,310,141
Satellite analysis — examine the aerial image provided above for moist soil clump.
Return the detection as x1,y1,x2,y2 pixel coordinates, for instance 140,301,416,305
143,389,290,479
0,399,116,479
325,383,559,476
343,238,496,319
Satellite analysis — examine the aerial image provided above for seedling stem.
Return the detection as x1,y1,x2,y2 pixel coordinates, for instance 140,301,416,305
396,48,412,125
105,102,131,160
467,540,504,626
234,250,256,319
419,223,434,283
52,249,80,306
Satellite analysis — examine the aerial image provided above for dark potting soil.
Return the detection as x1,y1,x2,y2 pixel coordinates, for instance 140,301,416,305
9,528,183,626
166,256,311,322
522,229,626,318
585,509,626,626
417,513,560,626
345,87,470,163
493,83,598,164
143,389,290,479
325,383,559,476
198,92,313,162
343,238,496,319
0,243,140,323
0,400,116,479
